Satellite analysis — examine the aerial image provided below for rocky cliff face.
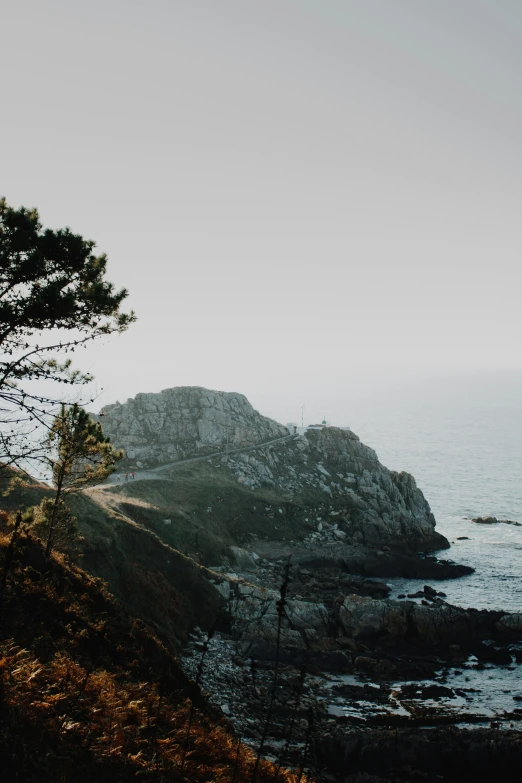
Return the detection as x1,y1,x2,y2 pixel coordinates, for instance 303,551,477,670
224,426,445,552
98,386,287,467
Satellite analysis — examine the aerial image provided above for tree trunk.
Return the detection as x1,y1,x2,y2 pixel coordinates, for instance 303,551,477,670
0,509,22,634
45,464,66,560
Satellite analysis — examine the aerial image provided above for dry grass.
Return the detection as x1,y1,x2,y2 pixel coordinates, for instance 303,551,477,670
0,520,303,782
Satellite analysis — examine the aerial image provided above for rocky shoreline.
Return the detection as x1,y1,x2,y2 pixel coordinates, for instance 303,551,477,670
181,548,522,781
183,625,522,779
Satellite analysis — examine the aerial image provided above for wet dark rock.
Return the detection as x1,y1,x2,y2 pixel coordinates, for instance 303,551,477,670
398,682,456,700
352,656,398,679
243,639,353,672
281,549,473,583
474,642,513,665
346,551,473,580
332,682,391,704
420,684,455,699
406,585,448,602
319,727,522,783
447,644,467,663
338,594,514,646
472,516,499,524
488,648,512,665
375,659,398,678
336,637,358,652
496,612,522,637
354,656,378,671
472,516,521,527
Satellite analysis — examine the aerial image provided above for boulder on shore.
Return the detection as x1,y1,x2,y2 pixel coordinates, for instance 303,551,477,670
338,594,509,645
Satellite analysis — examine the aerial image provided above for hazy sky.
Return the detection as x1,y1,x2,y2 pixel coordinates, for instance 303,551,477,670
2,0,522,426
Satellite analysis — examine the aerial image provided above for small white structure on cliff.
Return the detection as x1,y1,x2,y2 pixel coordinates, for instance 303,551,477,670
286,421,351,436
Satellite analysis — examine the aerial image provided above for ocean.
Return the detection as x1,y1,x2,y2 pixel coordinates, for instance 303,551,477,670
346,370,522,613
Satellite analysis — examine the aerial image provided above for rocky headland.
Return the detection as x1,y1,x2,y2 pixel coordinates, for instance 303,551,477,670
96,386,456,561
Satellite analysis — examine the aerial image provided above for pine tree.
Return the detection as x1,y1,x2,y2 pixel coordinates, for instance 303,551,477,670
39,404,122,558
0,197,135,467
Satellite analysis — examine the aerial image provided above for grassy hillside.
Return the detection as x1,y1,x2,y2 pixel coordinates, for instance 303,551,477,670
96,462,313,561
0,520,300,782
0,468,227,653
72,486,225,652
0,466,50,510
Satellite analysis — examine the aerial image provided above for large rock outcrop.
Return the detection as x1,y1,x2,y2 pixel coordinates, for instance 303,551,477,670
97,386,287,466
223,426,447,552
338,594,507,644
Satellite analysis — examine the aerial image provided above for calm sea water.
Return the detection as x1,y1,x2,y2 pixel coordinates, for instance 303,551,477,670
347,372,522,613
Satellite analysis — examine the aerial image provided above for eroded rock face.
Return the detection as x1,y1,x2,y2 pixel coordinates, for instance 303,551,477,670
97,386,287,466
214,576,329,649
226,426,446,552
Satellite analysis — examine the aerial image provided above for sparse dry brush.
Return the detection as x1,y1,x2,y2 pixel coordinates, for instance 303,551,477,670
0,521,304,782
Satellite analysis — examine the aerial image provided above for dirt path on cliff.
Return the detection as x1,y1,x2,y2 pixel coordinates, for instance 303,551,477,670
94,434,293,490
